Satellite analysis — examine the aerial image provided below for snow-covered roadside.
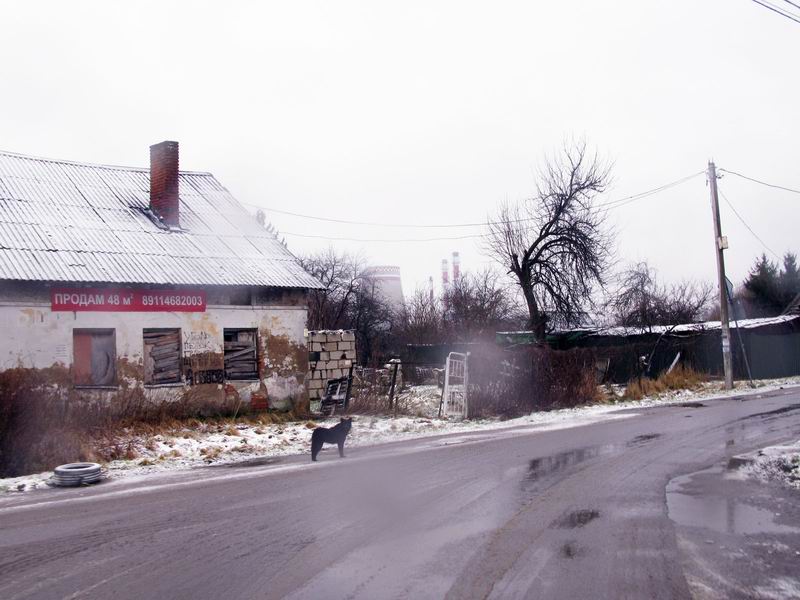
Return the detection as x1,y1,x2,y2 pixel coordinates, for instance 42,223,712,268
2,376,799,495
743,441,800,490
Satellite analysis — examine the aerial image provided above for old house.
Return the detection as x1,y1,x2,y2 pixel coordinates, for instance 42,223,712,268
0,141,321,411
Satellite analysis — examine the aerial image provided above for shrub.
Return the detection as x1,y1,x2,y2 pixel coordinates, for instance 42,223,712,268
0,367,305,477
467,344,601,418
623,365,706,401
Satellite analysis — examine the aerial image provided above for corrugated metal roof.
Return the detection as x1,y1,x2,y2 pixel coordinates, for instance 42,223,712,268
0,150,321,288
497,314,800,341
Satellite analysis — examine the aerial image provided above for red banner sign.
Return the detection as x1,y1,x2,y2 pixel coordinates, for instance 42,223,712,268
51,288,207,312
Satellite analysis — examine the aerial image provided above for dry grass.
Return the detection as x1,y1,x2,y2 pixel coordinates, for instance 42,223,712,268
0,367,311,477
199,445,223,460
623,365,706,401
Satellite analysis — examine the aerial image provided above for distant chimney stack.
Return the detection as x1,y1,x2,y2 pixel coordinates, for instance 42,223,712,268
441,259,449,287
452,251,461,282
150,140,180,227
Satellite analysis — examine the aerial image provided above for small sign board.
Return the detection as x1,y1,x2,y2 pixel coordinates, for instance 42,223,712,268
51,288,206,312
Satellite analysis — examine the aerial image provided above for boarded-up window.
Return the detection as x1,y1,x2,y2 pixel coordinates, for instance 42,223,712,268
73,329,116,387
224,328,258,380
144,329,182,385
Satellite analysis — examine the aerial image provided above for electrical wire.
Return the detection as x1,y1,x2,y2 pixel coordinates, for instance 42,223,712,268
279,172,705,243
595,172,705,211
750,0,800,24
718,168,800,195
244,171,704,231
784,0,800,11
280,231,485,243
718,187,781,260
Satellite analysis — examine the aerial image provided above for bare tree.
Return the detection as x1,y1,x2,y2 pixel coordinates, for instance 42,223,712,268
298,248,364,330
485,142,614,340
394,289,443,345
442,269,525,340
298,248,395,363
609,262,713,329
663,280,714,324
608,262,659,330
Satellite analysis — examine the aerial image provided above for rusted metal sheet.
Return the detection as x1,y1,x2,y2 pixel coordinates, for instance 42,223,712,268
0,150,321,289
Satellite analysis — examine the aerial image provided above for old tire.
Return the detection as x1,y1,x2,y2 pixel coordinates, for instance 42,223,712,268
53,462,102,487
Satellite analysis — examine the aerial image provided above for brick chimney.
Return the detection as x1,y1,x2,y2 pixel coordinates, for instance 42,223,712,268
149,140,180,227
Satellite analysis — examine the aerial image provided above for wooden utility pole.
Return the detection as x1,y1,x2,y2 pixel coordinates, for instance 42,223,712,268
707,161,734,390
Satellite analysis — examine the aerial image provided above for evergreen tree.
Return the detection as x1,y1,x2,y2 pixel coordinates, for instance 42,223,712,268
742,253,782,317
779,252,800,308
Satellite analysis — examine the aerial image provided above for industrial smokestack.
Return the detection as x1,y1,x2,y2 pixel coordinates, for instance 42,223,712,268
441,259,449,287
452,251,461,282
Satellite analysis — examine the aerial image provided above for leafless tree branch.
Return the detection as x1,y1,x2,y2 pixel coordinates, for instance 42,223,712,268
485,141,614,339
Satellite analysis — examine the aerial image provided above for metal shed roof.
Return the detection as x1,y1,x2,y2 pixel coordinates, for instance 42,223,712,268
496,314,800,345
0,150,321,288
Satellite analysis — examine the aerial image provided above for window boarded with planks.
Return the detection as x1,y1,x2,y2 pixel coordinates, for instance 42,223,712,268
224,328,258,380
143,329,182,385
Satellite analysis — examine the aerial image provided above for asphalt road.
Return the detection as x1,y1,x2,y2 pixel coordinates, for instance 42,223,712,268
2,388,800,600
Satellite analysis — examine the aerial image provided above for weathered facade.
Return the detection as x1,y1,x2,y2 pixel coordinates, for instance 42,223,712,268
0,142,321,411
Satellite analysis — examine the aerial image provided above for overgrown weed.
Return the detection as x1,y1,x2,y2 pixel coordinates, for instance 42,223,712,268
623,365,706,401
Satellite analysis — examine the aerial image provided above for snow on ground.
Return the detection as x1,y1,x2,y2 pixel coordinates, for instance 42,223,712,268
743,440,800,490
2,376,799,494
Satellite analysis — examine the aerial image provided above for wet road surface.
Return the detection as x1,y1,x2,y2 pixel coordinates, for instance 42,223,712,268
1,387,800,599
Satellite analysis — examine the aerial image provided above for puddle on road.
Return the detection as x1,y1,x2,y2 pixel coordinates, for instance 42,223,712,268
556,509,600,528
212,457,284,468
667,468,800,536
627,433,662,447
560,541,583,559
739,403,800,422
526,445,614,482
525,433,666,486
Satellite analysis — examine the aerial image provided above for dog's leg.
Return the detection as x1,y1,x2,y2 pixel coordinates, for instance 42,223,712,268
337,439,345,458
311,438,321,461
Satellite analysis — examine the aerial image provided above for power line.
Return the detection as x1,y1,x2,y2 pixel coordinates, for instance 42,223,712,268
280,172,706,243
750,0,800,24
596,172,704,211
246,171,704,230
718,168,800,195
281,231,484,243
718,187,781,260
785,0,800,11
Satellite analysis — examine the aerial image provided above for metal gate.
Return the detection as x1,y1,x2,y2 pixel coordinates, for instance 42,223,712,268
441,352,468,419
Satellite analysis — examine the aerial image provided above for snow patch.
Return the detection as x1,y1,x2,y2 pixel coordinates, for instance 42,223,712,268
743,439,800,490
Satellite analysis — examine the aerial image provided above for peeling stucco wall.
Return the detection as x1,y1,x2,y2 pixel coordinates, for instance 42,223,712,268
0,282,309,412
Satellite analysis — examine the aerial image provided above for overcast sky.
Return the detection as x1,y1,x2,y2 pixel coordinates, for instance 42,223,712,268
2,1,797,298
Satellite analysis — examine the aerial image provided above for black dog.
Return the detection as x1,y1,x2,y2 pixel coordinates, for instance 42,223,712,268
311,417,352,461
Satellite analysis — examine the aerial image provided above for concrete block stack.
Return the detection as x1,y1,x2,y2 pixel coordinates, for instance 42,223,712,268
306,329,357,400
